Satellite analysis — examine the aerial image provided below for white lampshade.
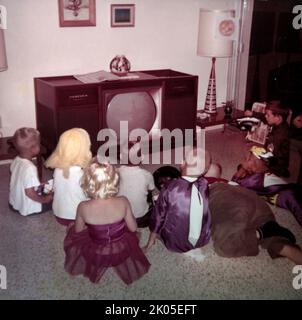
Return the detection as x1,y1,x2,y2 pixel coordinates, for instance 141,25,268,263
197,9,235,57
0,29,8,71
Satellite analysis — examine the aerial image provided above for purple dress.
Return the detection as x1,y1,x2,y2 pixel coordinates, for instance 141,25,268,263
232,173,302,226
149,177,211,253
64,220,150,284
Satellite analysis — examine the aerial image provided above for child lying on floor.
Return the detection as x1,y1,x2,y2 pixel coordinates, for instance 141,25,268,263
231,146,302,227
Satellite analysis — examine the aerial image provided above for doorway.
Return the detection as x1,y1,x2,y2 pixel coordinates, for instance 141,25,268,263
245,0,302,116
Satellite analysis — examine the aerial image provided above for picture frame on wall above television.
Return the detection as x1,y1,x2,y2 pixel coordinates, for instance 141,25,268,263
111,4,135,27
58,0,96,27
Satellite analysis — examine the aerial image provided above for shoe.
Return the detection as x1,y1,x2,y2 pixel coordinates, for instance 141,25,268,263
259,221,296,244
183,248,206,262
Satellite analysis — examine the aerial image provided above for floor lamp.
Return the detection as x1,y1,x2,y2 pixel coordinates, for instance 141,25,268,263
0,29,8,71
197,9,235,113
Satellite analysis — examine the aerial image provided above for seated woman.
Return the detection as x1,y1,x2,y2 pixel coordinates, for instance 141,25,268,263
64,160,150,284
232,146,302,227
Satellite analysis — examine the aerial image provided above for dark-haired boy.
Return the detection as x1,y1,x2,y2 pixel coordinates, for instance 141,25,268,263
245,101,290,177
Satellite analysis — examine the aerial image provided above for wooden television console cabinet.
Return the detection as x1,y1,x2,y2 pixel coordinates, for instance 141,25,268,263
34,69,198,154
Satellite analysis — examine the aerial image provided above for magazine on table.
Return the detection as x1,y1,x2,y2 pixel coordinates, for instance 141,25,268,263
74,70,140,83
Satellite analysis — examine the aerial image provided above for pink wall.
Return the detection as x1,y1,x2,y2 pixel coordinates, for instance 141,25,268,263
0,0,240,136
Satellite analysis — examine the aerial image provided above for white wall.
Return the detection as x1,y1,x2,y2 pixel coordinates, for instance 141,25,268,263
0,0,239,136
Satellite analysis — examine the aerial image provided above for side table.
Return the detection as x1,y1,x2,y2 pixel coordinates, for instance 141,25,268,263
196,108,244,131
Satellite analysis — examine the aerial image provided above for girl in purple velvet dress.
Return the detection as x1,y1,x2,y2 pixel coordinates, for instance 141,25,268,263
64,160,150,284
144,149,212,254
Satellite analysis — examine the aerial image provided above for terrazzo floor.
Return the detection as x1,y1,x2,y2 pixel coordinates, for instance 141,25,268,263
0,128,301,300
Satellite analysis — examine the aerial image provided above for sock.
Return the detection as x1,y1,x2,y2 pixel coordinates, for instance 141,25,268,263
183,248,206,262
258,221,296,244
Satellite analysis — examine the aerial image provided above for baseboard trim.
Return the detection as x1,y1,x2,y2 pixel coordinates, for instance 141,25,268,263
0,159,13,166
205,124,224,131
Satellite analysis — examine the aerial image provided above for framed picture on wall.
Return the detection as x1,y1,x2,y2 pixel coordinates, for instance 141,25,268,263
111,4,135,27
58,0,96,27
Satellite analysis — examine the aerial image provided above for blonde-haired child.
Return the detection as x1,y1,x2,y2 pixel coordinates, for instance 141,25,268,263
45,128,92,225
9,127,53,216
64,160,150,284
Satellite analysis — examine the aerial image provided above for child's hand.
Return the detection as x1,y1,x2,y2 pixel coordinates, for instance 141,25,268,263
42,193,53,204
43,179,54,195
234,165,248,178
152,193,159,202
143,232,156,252
142,244,152,253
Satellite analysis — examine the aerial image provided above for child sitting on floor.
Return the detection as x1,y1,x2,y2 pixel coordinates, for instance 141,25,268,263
153,165,181,191
9,127,53,216
45,128,92,226
117,145,155,228
145,148,212,255
64,160,150,284
232,146,302,227
245,100,291,177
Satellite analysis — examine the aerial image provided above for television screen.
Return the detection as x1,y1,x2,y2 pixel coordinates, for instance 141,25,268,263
106,91,158,138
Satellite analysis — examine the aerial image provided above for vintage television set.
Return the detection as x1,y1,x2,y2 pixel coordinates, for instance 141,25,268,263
101,85,162,142
34,69,198,155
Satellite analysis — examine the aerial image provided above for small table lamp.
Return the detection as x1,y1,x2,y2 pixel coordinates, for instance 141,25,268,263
197,9,235,113
0,29,8,71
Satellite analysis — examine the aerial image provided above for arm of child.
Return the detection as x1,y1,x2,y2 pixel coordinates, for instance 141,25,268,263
25,187,53,204
148,172,155,192
124,198,137,232
75,203,86,233
143,190,169,251
244,110,266,122
233,164,248,179
143,232,157,252
269,135,290,177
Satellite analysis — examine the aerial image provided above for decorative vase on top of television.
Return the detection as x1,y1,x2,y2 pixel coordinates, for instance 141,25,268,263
110,55,131,76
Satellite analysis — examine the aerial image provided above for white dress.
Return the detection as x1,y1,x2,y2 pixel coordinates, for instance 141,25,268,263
52,166,87,220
